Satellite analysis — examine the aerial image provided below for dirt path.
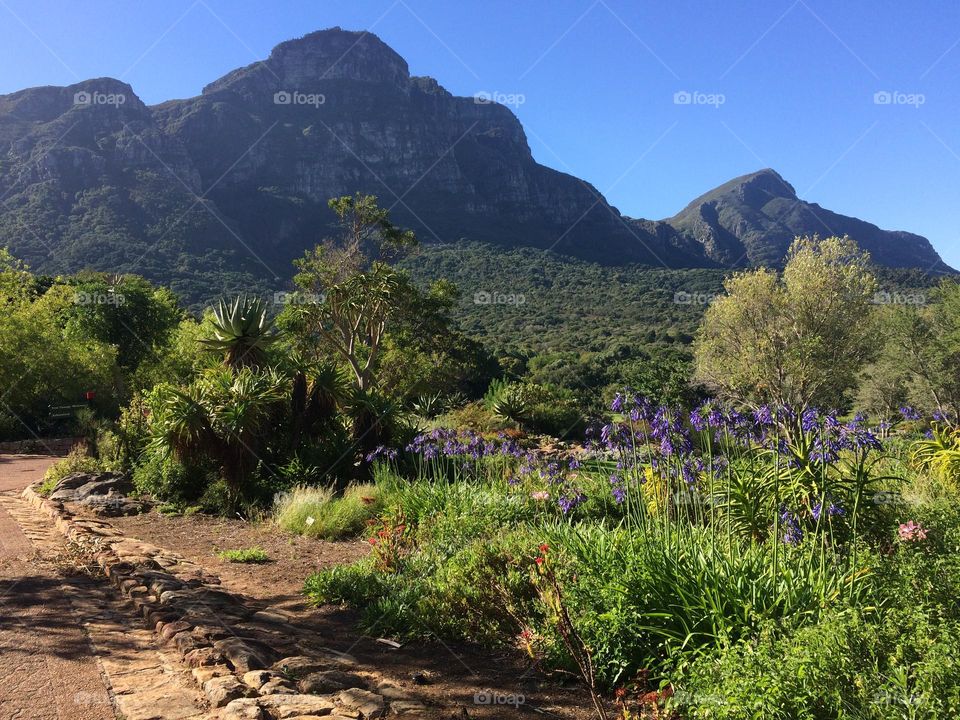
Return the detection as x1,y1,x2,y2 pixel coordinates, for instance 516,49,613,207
0,455,208,720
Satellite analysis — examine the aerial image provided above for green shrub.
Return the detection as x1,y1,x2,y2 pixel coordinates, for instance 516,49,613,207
217,547,269,563
274,483,381,539
132,450,213,503
42,445,103,486
35,476,60,497
670,608,960,719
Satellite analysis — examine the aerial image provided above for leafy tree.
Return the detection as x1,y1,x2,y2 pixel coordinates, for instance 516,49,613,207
863,280,960,419
51,272,182,371
282,194,417,393
694,236,879,407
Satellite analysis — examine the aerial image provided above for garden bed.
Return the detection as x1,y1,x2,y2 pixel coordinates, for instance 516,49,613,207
101,508,602,719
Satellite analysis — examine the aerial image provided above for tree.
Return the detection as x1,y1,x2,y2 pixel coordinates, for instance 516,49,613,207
693,236,879,408
865,280,960,420
282,193,417,393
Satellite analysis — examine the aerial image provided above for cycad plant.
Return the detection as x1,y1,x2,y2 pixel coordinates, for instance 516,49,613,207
201,296,277,369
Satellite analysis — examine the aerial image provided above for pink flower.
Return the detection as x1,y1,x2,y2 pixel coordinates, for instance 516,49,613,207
898,521,928,542
530,491,550,501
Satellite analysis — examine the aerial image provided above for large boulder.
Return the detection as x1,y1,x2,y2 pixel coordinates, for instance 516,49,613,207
47,471,148,515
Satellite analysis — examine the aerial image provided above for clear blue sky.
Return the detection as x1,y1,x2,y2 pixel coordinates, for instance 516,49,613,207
1,0,958,266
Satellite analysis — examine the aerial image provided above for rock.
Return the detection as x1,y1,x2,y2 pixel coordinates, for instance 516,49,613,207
374,681,409,700
257,693,338,718
222,698,265,720
184,646,226,667
48,472,140,515
272,656,336,678
391,700,428,715
203,674,248,707
215,637,278,673
243,669,277,690
299,670,366,694
337,688,385,718
158,620,191,642
260,678,297,695
193,664,232,684
173,630,201,656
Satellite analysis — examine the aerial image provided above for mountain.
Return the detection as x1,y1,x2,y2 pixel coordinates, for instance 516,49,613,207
667,169,948,269
0,28,949,302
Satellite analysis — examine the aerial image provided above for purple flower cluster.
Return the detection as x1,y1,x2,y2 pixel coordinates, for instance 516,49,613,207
405,428,527,462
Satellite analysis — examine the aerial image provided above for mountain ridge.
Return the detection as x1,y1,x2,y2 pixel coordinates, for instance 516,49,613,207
0,27,950,302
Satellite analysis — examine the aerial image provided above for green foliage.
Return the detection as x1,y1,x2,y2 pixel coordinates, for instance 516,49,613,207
131,450,213,502
201,295,277,369
217,547,270,563
695,236,879,407
911,423,960,491
42,446,104,485
274,483,381,539
146,367,287,506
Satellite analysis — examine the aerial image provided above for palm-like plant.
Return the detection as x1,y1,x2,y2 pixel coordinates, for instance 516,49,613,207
290,361,348,451
148,367,287,507
411,391,445,419
201,296,277,369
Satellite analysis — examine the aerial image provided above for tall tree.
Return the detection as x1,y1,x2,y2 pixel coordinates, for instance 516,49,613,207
282,193,417,393
694,235,878,408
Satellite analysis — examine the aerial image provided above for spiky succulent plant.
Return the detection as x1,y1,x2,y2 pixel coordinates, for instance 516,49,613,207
201,295,277,369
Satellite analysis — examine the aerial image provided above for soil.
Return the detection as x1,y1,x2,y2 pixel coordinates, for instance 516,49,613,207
109,510,604,720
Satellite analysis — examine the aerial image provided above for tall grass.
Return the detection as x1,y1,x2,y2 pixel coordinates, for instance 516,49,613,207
274,483,381,539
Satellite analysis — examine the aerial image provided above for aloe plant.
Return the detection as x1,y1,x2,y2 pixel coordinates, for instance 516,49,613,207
201,295,277,369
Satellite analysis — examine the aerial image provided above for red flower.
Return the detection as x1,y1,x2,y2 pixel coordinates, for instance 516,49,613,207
539,544,549,554
367,537,378,545
535,556,544,565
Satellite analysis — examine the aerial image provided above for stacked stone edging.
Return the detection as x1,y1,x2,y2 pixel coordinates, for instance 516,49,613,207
21,484,427,720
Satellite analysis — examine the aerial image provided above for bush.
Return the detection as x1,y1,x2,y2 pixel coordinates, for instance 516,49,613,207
274,483,382,539
42,445,103,486
670,607,960,719
132,450,213,503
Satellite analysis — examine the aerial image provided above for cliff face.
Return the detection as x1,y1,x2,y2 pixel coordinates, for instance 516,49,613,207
0,28,948,300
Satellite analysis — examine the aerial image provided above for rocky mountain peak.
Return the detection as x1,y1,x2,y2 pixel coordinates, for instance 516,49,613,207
203,27,410,96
